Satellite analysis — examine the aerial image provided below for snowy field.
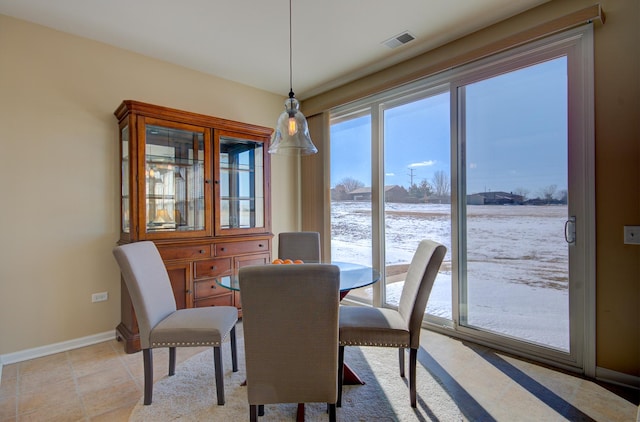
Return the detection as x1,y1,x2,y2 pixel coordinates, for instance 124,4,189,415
331,201,569,351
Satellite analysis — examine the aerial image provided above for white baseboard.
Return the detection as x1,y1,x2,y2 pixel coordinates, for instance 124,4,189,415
596,366,640,390
0,330,115,384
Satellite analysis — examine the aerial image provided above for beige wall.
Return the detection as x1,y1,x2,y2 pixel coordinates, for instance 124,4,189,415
0,15,298,355
591,0,639,376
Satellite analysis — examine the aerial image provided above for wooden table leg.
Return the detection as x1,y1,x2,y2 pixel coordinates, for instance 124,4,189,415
342,363,366,385
339,290,366,386
294,365,364,418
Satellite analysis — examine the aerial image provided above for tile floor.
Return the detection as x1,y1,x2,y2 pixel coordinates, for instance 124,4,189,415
0,327,638,421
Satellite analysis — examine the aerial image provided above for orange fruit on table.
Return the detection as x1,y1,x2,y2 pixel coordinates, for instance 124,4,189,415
272,259,283,264
283,259,294,264
293,260,304,264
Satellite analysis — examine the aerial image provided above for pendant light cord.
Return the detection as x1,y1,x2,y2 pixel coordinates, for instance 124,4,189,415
289,0,294,98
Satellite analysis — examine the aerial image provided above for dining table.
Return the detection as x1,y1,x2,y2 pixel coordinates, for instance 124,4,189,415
216,261,381,382
217,261,380,421
217,261,380,301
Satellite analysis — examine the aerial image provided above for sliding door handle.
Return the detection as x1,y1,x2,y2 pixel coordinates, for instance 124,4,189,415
564,216,576,244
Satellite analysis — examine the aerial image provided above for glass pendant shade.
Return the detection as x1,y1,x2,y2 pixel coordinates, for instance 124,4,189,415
268,94,317,155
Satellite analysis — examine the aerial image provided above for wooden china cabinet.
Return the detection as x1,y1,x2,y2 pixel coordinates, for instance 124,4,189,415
114,100,272,353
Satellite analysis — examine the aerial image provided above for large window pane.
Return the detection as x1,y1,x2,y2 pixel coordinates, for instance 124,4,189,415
382,93,452,320
461,57,570,351
330,112,373,304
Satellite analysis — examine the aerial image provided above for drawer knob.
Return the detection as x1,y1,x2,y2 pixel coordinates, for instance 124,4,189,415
220,247,225,251
211,266,217,270
258,244,263,247
211,285,216,289
199,249,206,254
185,289,191,294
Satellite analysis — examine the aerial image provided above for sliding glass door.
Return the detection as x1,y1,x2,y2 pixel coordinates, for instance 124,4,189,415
453,27,594,366
328,25,593,370
457,57,571,351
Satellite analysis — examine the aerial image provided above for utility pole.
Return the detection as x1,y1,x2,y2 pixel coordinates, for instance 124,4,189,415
408,167,416,186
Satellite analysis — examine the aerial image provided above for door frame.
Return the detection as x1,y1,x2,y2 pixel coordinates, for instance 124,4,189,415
448,24,595,374
329,24,595,375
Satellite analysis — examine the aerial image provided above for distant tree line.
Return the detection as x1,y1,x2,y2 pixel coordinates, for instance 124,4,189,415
513,184,567,204
333,174,567,205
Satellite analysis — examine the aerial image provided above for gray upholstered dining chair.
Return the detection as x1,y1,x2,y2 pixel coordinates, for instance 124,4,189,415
337,239,446,408
112,241,238,406
278,231,321,263
239,264,340,422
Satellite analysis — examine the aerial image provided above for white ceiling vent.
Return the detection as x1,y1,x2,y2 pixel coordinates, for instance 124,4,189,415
382,31,416,49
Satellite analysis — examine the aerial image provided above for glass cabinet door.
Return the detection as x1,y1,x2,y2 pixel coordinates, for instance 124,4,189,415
139,117,211,238
120,121,131,236
215,132,267,236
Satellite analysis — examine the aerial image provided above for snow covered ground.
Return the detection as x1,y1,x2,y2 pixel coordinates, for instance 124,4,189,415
331,201,569,351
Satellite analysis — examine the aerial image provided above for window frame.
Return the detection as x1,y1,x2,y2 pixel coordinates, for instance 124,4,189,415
329,24,595,373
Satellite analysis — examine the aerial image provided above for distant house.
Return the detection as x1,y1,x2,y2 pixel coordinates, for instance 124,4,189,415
425,195,451,204
347,187,372,201
330,184,350,200
467,194,486,205
384,185,409,202
345,185,409,202
467,191,524,205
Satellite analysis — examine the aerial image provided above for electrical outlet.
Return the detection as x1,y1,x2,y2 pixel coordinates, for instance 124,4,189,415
623,226,640,245
91,292,109,302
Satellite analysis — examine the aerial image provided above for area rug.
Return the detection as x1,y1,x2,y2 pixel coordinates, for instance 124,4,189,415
129,334,465,421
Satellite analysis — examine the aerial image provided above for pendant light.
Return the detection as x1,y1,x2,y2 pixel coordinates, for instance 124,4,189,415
268,0,317,156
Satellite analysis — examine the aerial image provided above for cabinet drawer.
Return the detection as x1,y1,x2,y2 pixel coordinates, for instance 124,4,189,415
194,279,228,299
215,240,268,256
194,258,232,279
194,293,234,307
158,244,211,260
235,253,270,269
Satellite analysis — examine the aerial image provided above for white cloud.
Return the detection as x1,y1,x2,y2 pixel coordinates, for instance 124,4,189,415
386,172,395,176
469,163,477,169
408,160,436,168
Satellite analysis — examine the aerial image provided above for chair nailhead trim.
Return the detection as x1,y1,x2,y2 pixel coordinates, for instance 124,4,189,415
152,341,221,347
340,341,408,347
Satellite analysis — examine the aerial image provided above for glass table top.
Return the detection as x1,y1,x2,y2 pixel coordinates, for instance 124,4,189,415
216,261,380,292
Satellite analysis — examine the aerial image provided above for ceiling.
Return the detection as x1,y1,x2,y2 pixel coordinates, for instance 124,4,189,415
0,0,550,99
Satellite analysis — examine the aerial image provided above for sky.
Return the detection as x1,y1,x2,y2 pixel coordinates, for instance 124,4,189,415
330,56,568,198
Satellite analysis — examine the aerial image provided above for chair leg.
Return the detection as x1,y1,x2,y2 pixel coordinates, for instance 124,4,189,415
399,347,405,378
169,346,176,376
328,403,336,422
143,348,153,405
337,345,345,407
213,346,225,405
230,326,238,372
409,348,417,407
250,404,258,422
